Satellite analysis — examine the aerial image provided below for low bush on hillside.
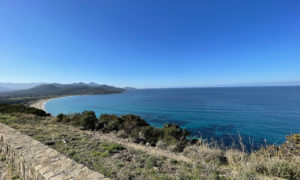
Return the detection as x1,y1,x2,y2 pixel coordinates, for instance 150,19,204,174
56,113,65,122
56,111,191,152
162,123,190,152
121,114,149,135
139,126,162,146
98,114,124,132
79,111,97,130
0,104,50,116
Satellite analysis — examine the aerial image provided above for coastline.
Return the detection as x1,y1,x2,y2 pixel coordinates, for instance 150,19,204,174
29,92,127,113
29,96,73,112
29,98,55,112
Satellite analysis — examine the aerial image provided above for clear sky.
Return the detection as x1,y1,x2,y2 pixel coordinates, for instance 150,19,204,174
0,0,299,88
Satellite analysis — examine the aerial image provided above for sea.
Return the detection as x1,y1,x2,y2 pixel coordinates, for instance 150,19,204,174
45,86,300,148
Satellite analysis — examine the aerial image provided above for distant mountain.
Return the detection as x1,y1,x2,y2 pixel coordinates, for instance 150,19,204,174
0,82,45,90
0,86,10,92
0,83,125,98
87,82,101,87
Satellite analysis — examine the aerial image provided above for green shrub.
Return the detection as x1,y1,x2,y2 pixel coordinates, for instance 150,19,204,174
56,113,66,122
162,123,189,144
161,123,190,152
101,142,125,157
121,114,149,137
140,126,162,146
58,113,82,125
98,114,124,132
68,113,82,125
56,112,191,151
163,123,189,141
79,111,97,130
102,142,124,152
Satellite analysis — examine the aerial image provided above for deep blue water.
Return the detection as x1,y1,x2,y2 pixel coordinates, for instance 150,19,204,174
46,86,300,148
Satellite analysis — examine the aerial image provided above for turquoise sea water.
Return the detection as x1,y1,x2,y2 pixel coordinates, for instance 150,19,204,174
46,86,300,147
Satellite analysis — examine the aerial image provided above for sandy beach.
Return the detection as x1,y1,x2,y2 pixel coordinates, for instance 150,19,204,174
29,98,54,111
29,95,75,112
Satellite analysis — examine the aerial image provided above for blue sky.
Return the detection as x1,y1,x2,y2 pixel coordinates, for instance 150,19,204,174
0,0,299,88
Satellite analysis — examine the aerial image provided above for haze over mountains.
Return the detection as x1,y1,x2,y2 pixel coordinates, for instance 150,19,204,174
0,82,41,92
0,86,9,92
0,82,125,98
0,82,45,91
0,82,126,91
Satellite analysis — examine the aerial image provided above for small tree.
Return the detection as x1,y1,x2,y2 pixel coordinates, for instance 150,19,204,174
56,113,65,122
80,111,97,130
121,114,149,138
140,126,162,146
98,114,124,132
162,123,190,152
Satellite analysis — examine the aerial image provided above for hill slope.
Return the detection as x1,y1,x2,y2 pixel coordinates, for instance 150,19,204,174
0,83,124,97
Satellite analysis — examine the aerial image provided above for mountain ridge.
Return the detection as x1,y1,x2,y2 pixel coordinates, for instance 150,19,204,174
0,83,125,102
0,82,45,90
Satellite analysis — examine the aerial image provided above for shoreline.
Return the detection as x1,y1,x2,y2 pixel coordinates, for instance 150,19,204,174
29,92,127,112
29,96,73,112
29,98,56,112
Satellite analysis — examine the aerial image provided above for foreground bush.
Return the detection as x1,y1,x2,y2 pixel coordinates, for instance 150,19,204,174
162,123,190,152
121,114,149,137
98,114,124,132
56,113,66,122
139,126,162,146
80,111,97,130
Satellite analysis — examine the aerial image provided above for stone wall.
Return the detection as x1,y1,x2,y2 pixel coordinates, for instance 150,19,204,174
0,123,108,180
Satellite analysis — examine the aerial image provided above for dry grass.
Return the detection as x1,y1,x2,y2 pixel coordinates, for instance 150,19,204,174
183,134,300,180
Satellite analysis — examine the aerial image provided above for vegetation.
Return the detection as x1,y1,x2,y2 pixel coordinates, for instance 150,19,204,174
57,112,191,152
0,96,46,105
79,111,97,130
0,104,50,116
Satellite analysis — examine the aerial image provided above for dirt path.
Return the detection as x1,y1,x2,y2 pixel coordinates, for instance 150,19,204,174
78,128,193,163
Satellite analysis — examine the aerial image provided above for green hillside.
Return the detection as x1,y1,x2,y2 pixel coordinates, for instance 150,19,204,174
0,83,125,104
